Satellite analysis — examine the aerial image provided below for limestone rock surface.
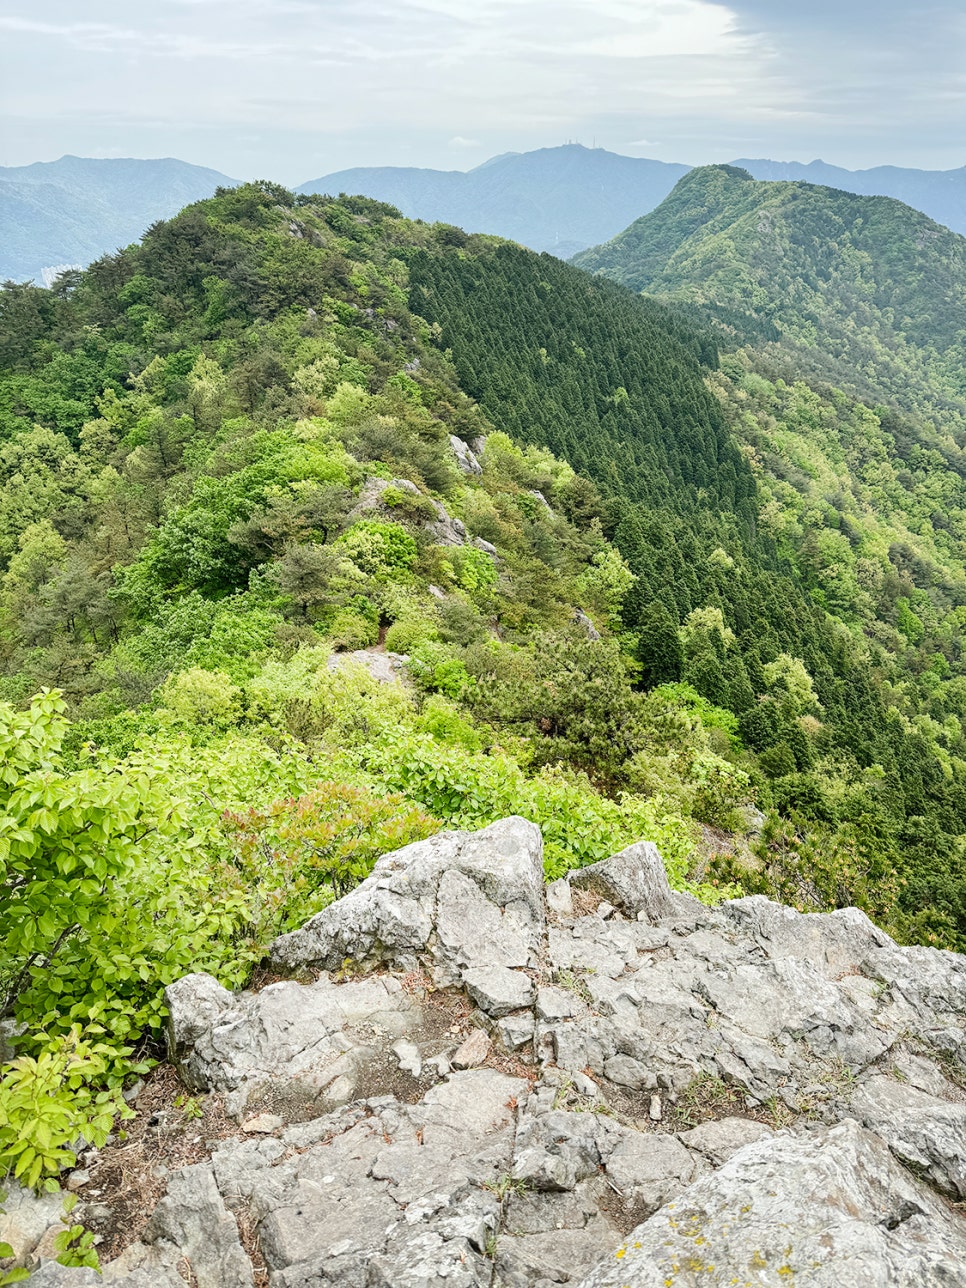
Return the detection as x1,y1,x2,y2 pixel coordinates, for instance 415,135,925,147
23,817,966,1285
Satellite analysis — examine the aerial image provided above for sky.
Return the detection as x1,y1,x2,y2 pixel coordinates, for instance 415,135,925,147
1,0,964,182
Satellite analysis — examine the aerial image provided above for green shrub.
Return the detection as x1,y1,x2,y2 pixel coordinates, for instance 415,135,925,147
158,668,242,730
336,519,418,580
221,782,439,932
385,615,438,654
0,1027,132,1190
409,642,473,699
328,609,379,651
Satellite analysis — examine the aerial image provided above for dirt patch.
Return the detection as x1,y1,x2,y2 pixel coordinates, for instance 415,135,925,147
571,889,606,919
74,1065,246,1265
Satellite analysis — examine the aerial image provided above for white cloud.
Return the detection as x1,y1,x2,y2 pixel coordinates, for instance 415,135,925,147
2,0,963,177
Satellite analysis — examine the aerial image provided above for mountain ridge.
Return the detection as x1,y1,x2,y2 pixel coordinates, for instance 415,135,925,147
571,164,966,422
7,144,966,286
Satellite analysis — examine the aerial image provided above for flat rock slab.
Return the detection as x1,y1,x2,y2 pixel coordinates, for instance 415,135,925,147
576,1119,966,1287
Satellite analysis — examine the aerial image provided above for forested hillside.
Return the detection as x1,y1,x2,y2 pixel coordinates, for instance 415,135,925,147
573,165,966,427
410,235,966,952
1,180,966,1186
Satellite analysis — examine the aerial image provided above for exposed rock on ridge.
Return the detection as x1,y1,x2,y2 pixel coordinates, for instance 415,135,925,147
23,818,966,1286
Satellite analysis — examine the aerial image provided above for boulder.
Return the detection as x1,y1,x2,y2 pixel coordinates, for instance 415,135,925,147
326,650,408,685
849,1074,966,1198
462,965,534,1017
270,816,545,983
567,842,676,922
165,972,233,1066
143,1163,253,1288
572,608,601,641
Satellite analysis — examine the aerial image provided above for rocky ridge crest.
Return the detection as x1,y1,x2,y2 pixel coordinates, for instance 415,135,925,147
14,818,966,1286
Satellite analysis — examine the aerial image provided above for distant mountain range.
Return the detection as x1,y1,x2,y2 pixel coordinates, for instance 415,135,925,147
297,147,691,259
300,145,966,253
5,146,966,284
0,156,235,283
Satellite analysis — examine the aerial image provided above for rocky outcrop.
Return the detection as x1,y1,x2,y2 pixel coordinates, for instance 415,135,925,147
449,435,482,476
580,1119,966,1288
326,650,409,684
351,473,497,558
23,818,966,1285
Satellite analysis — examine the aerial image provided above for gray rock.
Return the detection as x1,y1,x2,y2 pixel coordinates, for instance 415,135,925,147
426,498,470,547
496,1224,622,1288
568,842,676,922
246,1072,524,1287
577,1119,966,1286
166,970,422,1114
350,475,420,522
546,878,574,918
32,1257,186,1288
165,972,233,1066
450,434,483,475
391,1038,422,1076
677,1116,773,1166
497,1012,536,1051
462,965,534,1017
271,817,544,981
326,650,408,685
143,1163,253,1288
535,986,576,1023
26,1269,102,1287
603,1128,704,1215
0,1183,63,1262
604,1054,654,1091
849,1074,966,1198
573,608,601,641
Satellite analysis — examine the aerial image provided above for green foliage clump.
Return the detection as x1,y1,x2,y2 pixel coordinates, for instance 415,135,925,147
221,783,438,933
0,1027,132,1190
336,519,418,580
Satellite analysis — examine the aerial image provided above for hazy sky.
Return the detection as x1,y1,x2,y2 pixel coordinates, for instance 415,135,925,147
1,0,964,181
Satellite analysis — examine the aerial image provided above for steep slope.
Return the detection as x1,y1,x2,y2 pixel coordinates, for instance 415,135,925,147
572,165,966,423
298,144,690,256
0,155,236,282
411,226,966,948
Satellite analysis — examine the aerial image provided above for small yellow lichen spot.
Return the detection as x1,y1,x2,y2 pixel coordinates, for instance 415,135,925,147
778,1268,795,1278
634,1242,642,1249
615,1248,626,1260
